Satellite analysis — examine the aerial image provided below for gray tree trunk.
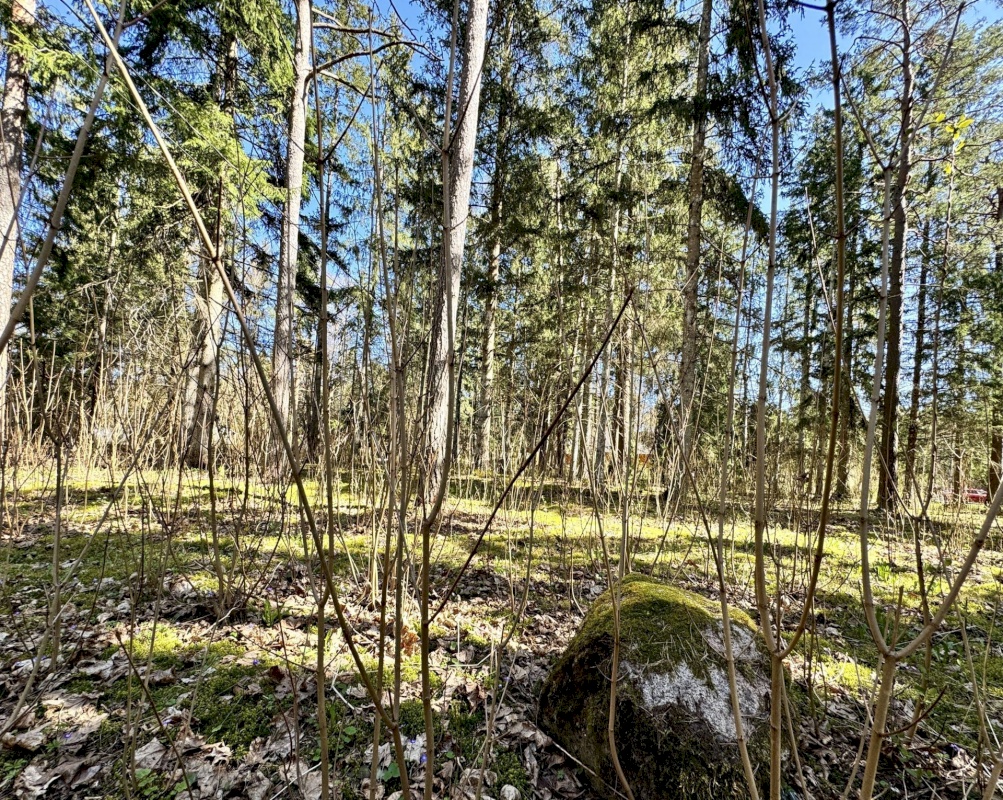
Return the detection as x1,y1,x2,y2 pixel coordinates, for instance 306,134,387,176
593,265,615,486
0,0,36,386
991,187,1003,499
903,210,931,504
424,0,490,503
185,255,227,467
272,0,311,467
836,277,854,499
678,0,714,463
878,0,913,512
185,39,236,468
473,21,515,472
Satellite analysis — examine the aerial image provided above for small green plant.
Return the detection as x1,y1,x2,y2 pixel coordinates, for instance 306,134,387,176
134,768,158,799
261,597,280,626
1,756,29,789
134,768,194,800
379,760,400,781
340,723,359,743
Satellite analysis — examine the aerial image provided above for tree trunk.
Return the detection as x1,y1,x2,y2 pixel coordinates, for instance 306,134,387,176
578,230,600,482
185,39,237,469
272,0,311,468
678,0,714,463
554,160,570,479
569,295,587,480
991,188,1003,499
618,315,633,481
306,318,323,461
904,205,932,504
581,353,596,482
951,426,963,500
878,0,913,512
424,0,490,504
796,273,812,491
593,31,633,492
453,297,468,461
836,278,854,499
991,431,1002,500
593,266,615,487
0,0,36,386
473,20,514,472
474,223,500,471
185,254,227,467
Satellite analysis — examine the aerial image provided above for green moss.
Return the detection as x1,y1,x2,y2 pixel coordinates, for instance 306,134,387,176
462,626,491,649
447,704,484,758
428,622,449,639
125,623,187,669
92,654,282,758
104,673,184,709
493,748,528,794
94,718,124,750
64,676,100,694
398,699,427,739
344,650,436,689
12,471,1003,794
202,638,247,662
189,663,285,756
575,574,756,669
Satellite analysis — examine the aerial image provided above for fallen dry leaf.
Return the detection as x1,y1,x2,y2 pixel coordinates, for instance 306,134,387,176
133,737,168,770
2,726,48,752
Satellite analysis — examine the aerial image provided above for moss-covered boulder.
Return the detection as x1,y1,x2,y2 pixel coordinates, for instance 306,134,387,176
538,575,771,799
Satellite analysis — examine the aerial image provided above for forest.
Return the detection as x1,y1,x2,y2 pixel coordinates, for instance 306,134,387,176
3,0,1003,796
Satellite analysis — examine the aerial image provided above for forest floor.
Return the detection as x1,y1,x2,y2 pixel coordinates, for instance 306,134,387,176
1,471,1002,799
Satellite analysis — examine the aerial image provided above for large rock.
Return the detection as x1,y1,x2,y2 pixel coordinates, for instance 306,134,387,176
538,575,772,799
